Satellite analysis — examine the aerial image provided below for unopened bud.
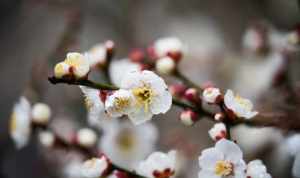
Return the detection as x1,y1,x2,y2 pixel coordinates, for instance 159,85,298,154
77,128,97,148
31,103,51,125
54,62,70,78
208,123,227,141
180,110,198,126
169,84,187,98
156,57,176,75
129,48,145,63
202,87,222,104
214,112,225,121
184,88,200,104
39,131,55,147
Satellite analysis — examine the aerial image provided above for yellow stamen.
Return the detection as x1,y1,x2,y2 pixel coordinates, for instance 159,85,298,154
215,160,233,176
114,97,130,111
10,112,17,134
117,129,135,152
132,86,154,112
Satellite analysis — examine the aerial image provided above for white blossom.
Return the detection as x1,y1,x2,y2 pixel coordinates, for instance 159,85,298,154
246,160,272,178
31,103,51,125
293,152,300,178
9,97,31,149
77,128,97,147
154,37,184,58
87,44,107,67
208,123,227,141
121,70,172,125
81,157,109,178
109,58,141,87
224,90,258,119
105,89,136,118
202,87,221,104
39,131,55,147
79,86,110,127
136,150,177,178
156,56,176,75
99,121,158,170
198,139,246,178
284,134,300,156
54,52,90,79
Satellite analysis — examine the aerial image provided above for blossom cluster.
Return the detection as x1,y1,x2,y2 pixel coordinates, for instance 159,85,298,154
10,24,300,178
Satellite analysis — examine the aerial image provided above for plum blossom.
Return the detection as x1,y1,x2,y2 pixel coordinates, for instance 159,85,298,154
136,150,177,178
105,89,136,118
80,157,110,178
87,44,107,67
153,37,184,60
208,123,227,141
54,52,90,79
99,121,158,170
120,70,172,125
202,87,221,104
246,160,271,178
198,139,246,178
9,97,31,149
224,90,258,119
109,58,141,87
79,86,110,127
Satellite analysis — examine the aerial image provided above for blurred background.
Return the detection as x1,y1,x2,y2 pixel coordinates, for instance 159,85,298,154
1,0,300,178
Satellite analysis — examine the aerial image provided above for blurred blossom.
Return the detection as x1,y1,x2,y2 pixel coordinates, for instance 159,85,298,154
9,96,31,149
233,52,284,100
284,134,300,156
234,126,283,155
109,58,141,87
293,152,300,178
99,121,158,170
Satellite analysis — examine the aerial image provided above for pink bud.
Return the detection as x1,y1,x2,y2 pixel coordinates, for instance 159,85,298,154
169,84,187,97
208,123,227,141
184,88,201,104
129,48,145,63
180,110,198,126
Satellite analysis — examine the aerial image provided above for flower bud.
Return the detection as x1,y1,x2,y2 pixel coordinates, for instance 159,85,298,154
180,110,198,126
168,84,187,98
183,88,200,104
81,157,109,178
31,103,51,125
108,170,129,178
39,131,55,147
65,52,90,79
202,87,221,104
77,128,97,148
129,48,145,63
208,123,227,141
156,57,176,75
54,62,70,78
214,112,225,121
154,37,184,62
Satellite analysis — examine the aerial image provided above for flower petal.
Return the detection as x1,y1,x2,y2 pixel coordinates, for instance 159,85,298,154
198,170,221,178
150,89,172,114
215,139,243,163
199,148,224,170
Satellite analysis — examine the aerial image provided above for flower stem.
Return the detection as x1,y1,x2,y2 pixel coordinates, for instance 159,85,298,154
48,77,119,90
173,69,203,92
225,123,232,140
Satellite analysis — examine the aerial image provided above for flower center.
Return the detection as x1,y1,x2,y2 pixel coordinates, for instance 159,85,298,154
84,98,94,110
113,97,130,111
215,160,233,176
153,168,175,178
65,55,83,68
235,95,251,109
10,112,17,133
132,86,154,112
117,129,135,152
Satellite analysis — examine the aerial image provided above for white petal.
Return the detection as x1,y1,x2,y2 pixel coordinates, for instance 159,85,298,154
150,89,172,114
128,109,153,125
199,148,224,170
215,139,243,163
198,170,221,178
